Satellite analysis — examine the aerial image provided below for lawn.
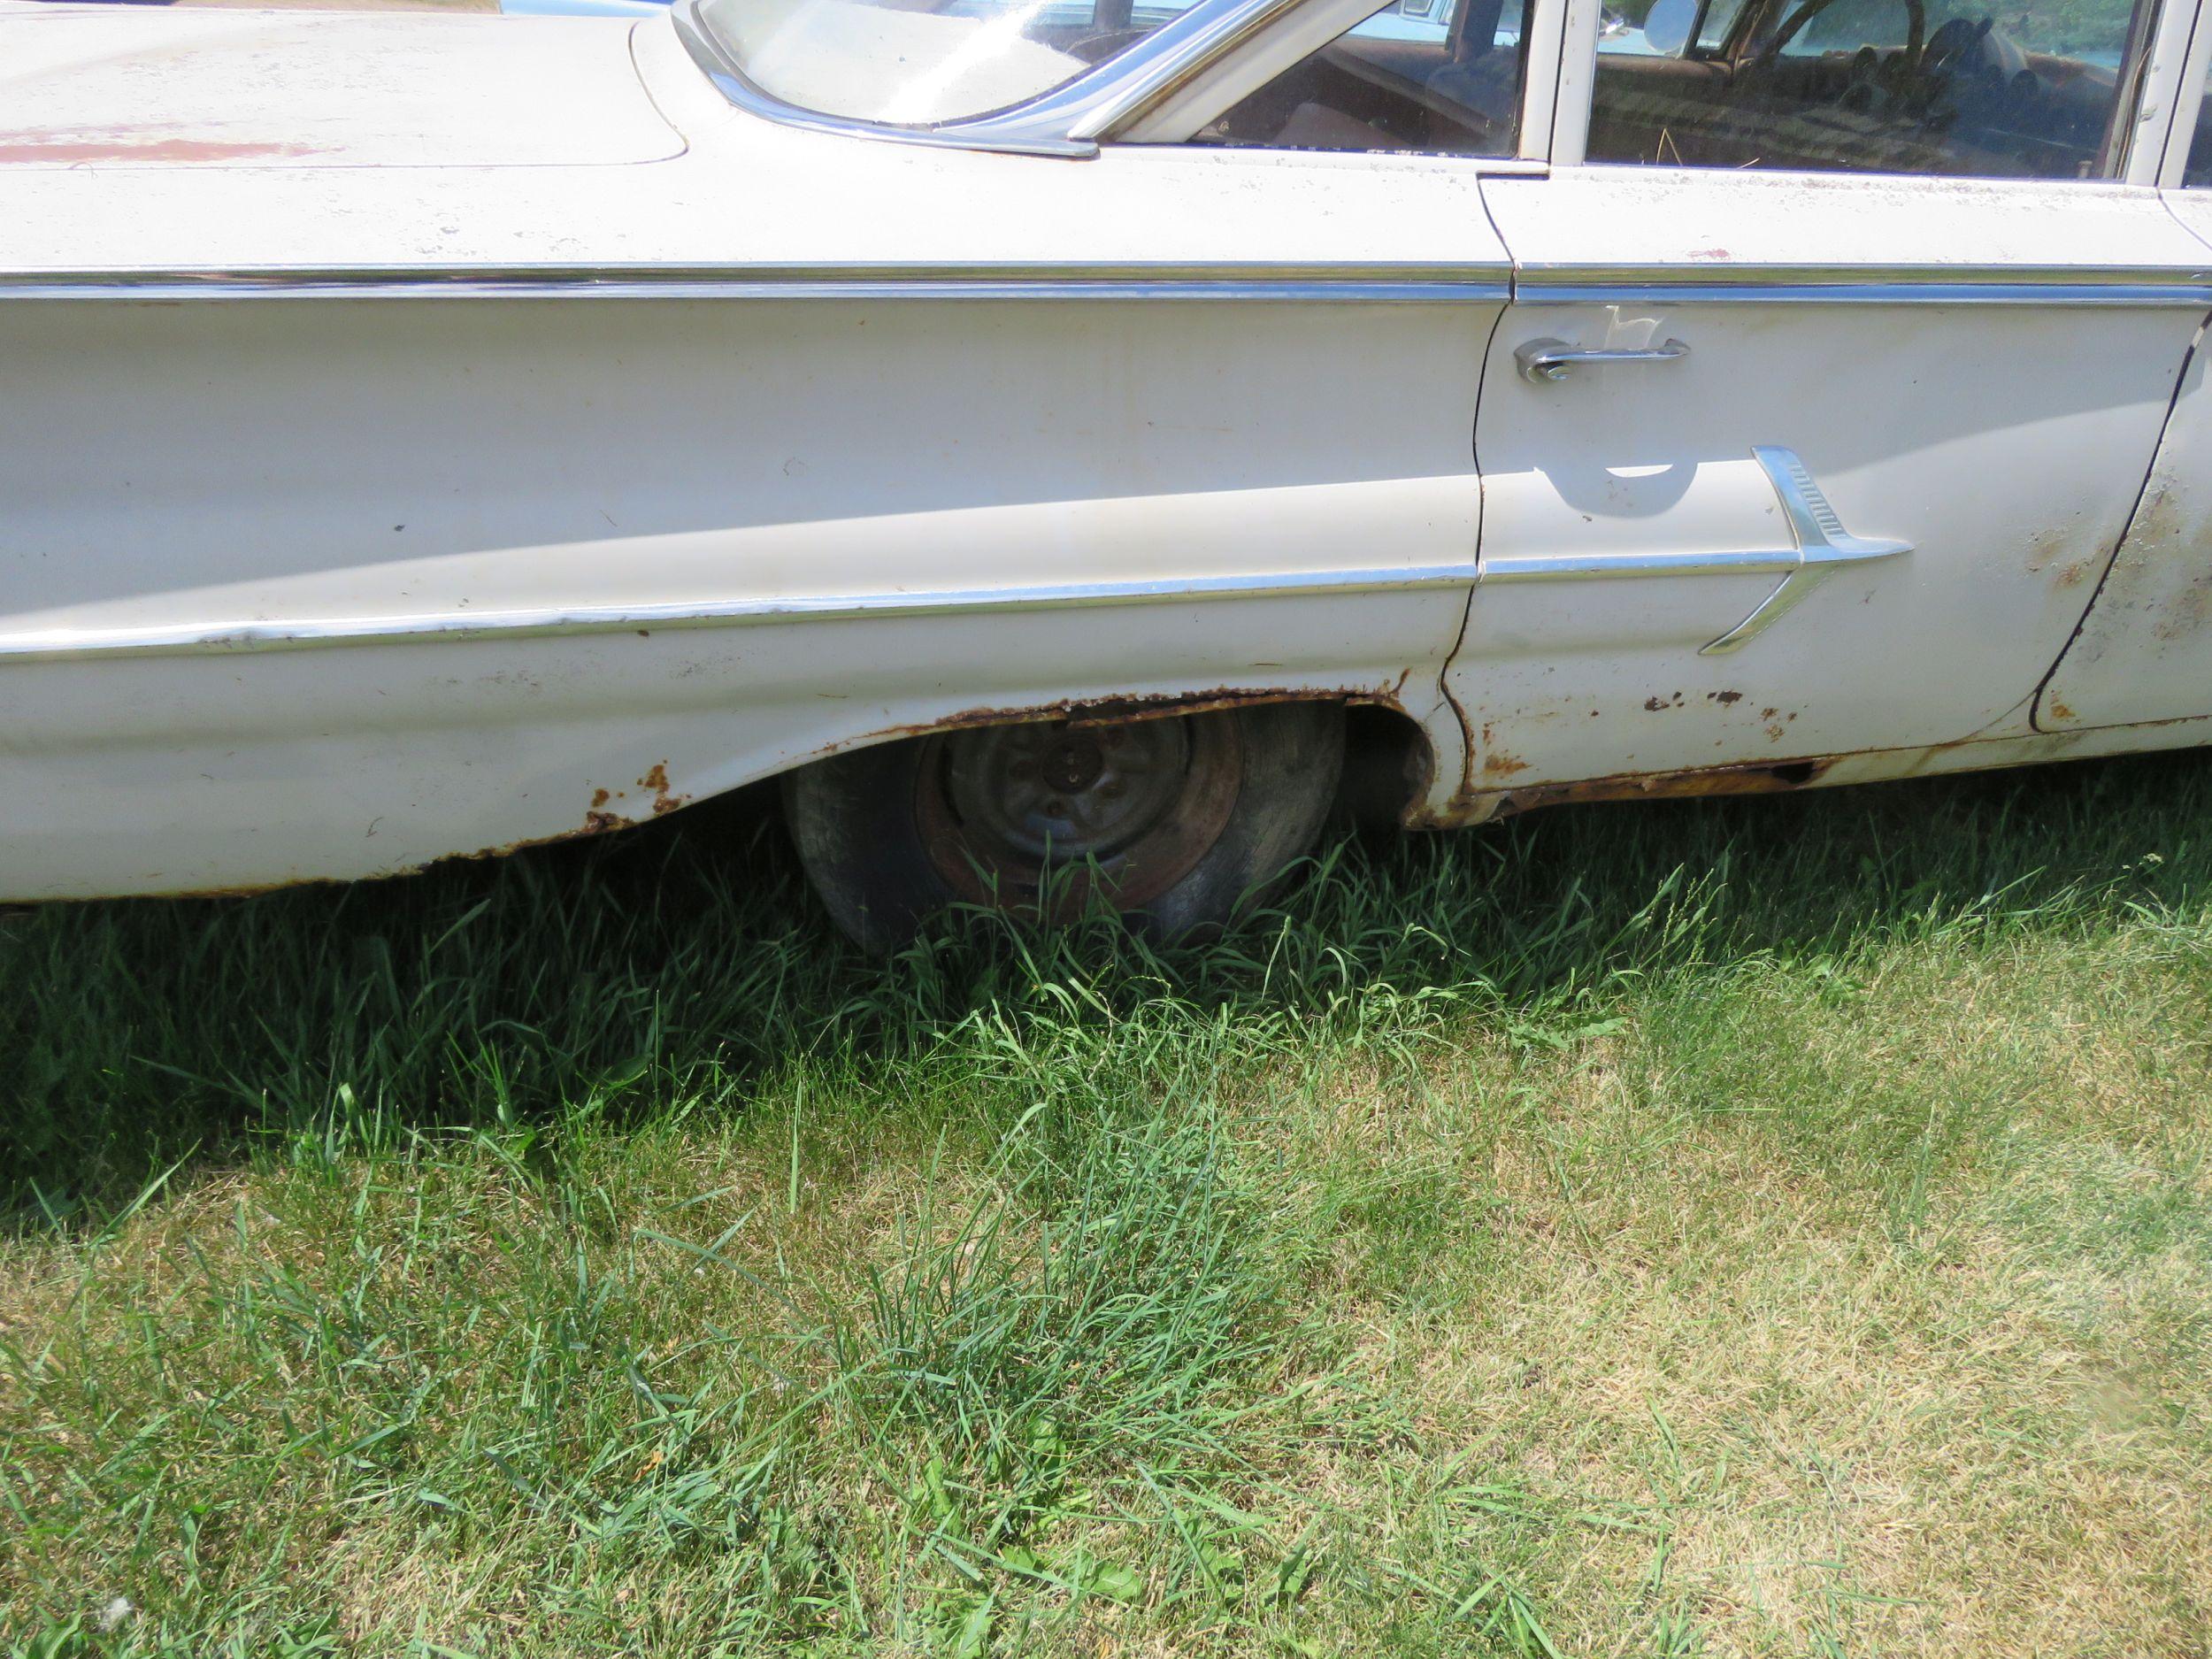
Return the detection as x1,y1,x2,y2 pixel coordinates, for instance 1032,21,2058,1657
4,750,2210,1656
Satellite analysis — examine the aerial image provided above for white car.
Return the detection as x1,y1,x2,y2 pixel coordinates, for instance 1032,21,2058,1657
4,0,2209,944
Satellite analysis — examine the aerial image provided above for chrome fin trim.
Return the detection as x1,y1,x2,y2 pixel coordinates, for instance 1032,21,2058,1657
0,564,1480,664
1701,448,1912,656
1478,446,1911,657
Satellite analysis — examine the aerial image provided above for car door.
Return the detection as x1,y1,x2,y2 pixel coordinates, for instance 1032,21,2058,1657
2039,17,2212,732
1448,0,2212,795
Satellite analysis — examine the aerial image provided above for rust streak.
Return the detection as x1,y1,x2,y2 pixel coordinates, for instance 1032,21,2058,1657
864,686,1402,749
1433,757,1832,827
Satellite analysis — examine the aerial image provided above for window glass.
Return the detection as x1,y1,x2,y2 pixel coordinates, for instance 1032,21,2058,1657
2185,96,2212,185
1186,0,1527,153
1695,0,1752,51
696,0,1209,127
1584,0,2149,179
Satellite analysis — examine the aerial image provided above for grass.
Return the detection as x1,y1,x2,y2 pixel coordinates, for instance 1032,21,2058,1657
4,749,2212,1655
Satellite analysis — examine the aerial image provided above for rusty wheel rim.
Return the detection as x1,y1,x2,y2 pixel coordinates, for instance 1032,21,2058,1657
914,712,1242,912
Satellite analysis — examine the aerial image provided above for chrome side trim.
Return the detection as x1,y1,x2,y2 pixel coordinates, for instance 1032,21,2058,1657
0,564,1479,664
1481,546,1796,582
16,266,2179,308
1478,448,1911,655
1517,264,2212,307
0,267,1509,303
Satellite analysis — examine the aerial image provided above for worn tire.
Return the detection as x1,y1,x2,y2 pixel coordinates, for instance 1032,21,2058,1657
784,702,1346,951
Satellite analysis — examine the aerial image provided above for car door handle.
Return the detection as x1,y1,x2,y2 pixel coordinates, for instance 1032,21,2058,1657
1516,336,1690,383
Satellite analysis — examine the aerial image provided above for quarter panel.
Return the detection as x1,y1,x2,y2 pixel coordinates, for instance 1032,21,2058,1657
0,294,1493,897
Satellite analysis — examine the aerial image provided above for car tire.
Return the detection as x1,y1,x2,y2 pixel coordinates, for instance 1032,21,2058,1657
784,701,1346,952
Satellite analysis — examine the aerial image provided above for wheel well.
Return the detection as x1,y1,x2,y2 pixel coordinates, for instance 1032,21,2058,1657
776,690,1437,834
1340,702,1432,829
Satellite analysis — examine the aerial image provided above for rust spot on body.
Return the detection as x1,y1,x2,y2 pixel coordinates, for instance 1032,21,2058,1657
637,761,687,816
866,686,1403,749
1491,757,1834,815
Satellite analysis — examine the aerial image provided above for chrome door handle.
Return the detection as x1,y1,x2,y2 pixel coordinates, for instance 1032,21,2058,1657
1701,446,1912,655
1516,336,1690,383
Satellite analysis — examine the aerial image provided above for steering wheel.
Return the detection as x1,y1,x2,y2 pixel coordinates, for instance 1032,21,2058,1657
1751,0,1927,78
1920,12,1993,78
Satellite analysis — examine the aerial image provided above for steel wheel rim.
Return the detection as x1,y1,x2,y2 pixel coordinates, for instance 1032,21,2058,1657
914,711,1242,910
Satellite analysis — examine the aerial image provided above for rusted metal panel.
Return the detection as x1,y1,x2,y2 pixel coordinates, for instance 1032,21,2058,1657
2039,313,2212,732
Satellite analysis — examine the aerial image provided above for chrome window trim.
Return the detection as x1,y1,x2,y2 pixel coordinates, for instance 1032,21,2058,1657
1515,263,2212,305
1556,0,2183,182
0,564,1482,664
2150,0,2212,186
670,0,1315,157
0,266,1512,303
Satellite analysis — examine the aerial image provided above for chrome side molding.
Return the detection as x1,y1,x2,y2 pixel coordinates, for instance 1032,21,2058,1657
0,561,1480,664
1479,447,1911,655
0,266,1510,305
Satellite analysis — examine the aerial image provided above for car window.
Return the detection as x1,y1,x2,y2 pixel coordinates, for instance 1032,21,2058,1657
1183,0,1527,153
2185,88,2212,185
1695,0,1752,51
696,0,1207,127
1584,0,2152,179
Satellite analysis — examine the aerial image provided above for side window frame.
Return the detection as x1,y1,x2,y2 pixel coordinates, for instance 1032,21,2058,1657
1110,0,1556,163
2152,0,2212,183
1535,0,2200,179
